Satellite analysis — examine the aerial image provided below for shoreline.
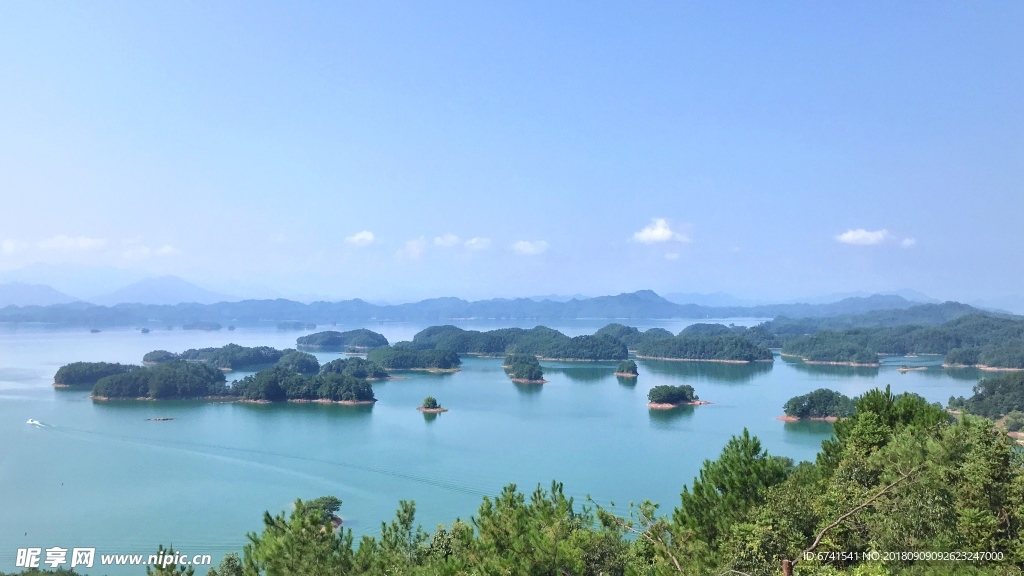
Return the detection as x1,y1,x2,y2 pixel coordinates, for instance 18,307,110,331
635,355,772,364
780,353,880,367
614,372,638,378
91,395,376,405
776,415,839,423
397,367,461,374
943,363,1024,372
897,366,928,373
417,406,449,413
511,378,548,384
648,400,711,410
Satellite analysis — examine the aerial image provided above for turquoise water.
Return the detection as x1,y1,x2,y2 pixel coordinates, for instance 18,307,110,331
0,322,983,573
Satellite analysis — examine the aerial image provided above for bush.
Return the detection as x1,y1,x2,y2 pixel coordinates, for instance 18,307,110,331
647,384,697,405
616,360,638,375
422,396,439,409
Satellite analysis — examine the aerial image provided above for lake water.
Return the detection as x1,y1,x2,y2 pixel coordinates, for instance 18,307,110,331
0,320,984,573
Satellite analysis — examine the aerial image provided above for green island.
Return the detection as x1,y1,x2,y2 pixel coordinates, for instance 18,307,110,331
17,385,1024,576
948,372,1024,419
143,343,285,371
408,325,628,360
231,365,376,404
781,332,880,366
635,334,773,363
614,359,638,377
297,328,389,351
92,360,228,400
770,312,1024,369
417,396,448,413
503,353,546,383
593,323,674,350
780,388,855,421
52,361,141,387
647,384,705,408
367,346,462,372
320,357,390,380
58,357,381,404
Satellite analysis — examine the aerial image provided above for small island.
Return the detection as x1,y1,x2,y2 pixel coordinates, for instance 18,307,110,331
897,365,927,373
778,388,854,422
320,357,390,380
417,396,448,413
635,334,773,363
143,343,286,371
54,362,141,388
297,329,389,352
647,384,708,409
780,332,882,367
503,353,546,384
92,360,228,400
614,359,639,378
367,346,462,373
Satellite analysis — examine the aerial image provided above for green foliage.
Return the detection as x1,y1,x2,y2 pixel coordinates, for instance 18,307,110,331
784,388,855,419
176,344,284,370
949,372,1024,418
646,384,696,405
319,357,389,379
275,349,320,374
242,499,355,576
411,325,628,360
92,360,227,399
636,334,773,362
504,353,544,381
1006,411,1024,432
616,359,638,375
231,366,375,403
143,350,177,363
782,331,879,364
53,361,140,386
674,429,790,548
593,323,673,349
367,346,461,370
145,544,195,576
421,396,439,409
296,329,389,351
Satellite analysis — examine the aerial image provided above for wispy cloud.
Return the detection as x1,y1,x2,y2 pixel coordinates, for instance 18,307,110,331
345,230,375,247
38,235,107,251
434,233,460,247
665,253,681,261
632,218,689,244
465,237,491,250
1,239,28,255
512,240,548,255
402,236,428,260
901,238,917,248
835,229,889,245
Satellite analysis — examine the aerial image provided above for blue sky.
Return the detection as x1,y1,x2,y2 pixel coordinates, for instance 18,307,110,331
1,2,1021,302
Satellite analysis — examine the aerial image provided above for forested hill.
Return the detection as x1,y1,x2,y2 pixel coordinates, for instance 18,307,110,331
0,291,976,327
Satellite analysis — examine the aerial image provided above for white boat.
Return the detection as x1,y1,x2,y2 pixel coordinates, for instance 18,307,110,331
26,419,41,426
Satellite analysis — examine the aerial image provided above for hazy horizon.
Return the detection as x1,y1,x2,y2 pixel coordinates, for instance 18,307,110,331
2,3,1022,304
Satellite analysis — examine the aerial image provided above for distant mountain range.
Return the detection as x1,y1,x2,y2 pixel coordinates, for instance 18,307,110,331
88,276,239,306
0,289,991,327
0,282,78,307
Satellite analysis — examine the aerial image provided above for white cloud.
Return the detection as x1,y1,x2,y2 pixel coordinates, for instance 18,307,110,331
464,237,491,250
122,246,151,260
665,253,681,261
632,218,689,244
835,229,889,245
345,230,375,247
901,238,917,248
38,235,107,251
1,239,28,255
434,233,460,247
156,244,179,255
512,240,548,255
402,236,428,260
